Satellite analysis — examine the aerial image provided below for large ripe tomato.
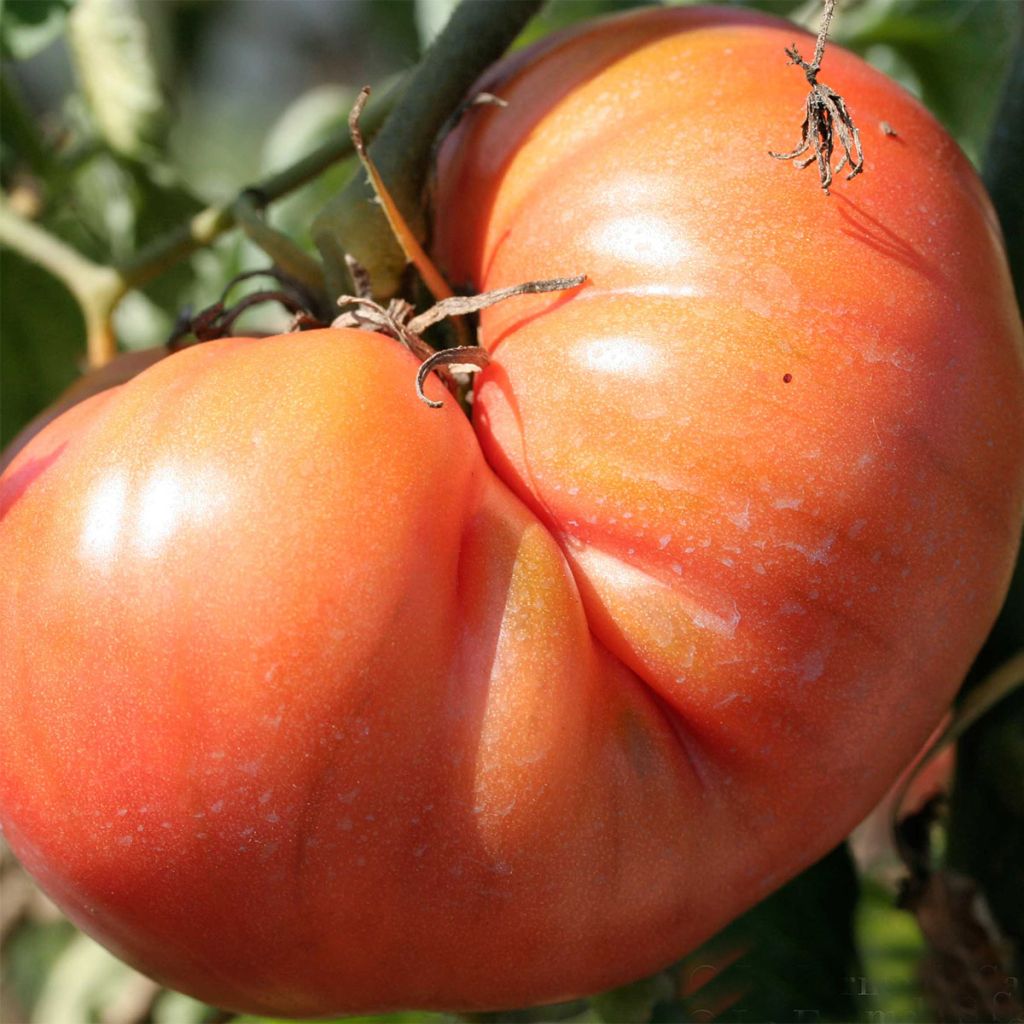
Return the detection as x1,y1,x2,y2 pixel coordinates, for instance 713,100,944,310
2,330,689,1015
1,5,1023,1019
433,0,1024,902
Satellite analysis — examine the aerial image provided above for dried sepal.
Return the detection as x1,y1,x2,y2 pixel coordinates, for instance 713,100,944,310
334,273,587,408
770,0,864,194
416,347,492,409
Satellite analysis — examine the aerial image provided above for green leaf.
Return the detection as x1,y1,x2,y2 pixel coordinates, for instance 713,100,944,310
0,249,83,448
665,845,863,1023
2,916,77,1019
259,83,358,251
32,931,156,1024
40,150,204,328
856,880,928,1022
150,987,222,1024
67,0,169,162
836,0,1022,164
0,0,71,60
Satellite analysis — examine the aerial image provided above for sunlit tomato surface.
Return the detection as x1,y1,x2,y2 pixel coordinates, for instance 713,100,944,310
2,330,699,1015
2,5,1023,1019
431,0,1024,991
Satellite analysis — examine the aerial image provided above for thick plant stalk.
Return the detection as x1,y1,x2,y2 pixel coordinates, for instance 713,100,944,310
312,0,543,301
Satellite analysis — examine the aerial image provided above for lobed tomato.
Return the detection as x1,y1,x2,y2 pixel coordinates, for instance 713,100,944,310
2,5,1023,1018
433,0,1024,925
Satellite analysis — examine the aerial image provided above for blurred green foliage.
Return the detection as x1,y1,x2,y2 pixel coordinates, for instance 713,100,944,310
2,0,1021,446
1,1,1022,1022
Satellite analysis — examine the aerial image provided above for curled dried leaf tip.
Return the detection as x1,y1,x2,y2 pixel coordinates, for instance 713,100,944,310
182,268,320,344
770,0,864,194
334,269,587,408
416,347,492,409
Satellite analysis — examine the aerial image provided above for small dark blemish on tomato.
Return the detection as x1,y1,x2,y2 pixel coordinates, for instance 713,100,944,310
783,373,793,384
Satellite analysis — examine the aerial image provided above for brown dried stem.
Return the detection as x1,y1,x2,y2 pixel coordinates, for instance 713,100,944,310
333,295,435,362
416,347,493,409
770,0,864,194
334,273,587,408
184,268,319,343
349,86,456,308
408,274,586,334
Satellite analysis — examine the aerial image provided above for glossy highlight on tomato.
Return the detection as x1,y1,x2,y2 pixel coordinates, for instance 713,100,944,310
2,5,1024,1018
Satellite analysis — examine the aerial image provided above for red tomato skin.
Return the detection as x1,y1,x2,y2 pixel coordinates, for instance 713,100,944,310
433,0,1024,966
1,346,169,474
2,7,1023,1019
1,329,724,1015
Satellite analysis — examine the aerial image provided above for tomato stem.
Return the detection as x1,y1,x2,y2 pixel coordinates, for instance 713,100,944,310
311,0,544,302
416,346,491,408
333,274,586,408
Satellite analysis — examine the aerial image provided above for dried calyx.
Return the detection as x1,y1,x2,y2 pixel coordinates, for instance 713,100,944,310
173,269,320,347
770,0,864,194
334,273,587,407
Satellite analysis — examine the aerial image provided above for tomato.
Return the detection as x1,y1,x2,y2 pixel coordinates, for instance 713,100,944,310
0,328,711,1015
431,0,1023,989
434,3,1024,788
1,5,1023,1019
1,346,169,474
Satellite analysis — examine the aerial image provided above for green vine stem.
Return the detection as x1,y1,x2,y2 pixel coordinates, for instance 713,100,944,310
0,95,391,367
0,201,123,367
312,0,543,302
116,94,390,296
946,8,1024,975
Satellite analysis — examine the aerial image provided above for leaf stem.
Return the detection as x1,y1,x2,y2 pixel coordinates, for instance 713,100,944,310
0,201,123,367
